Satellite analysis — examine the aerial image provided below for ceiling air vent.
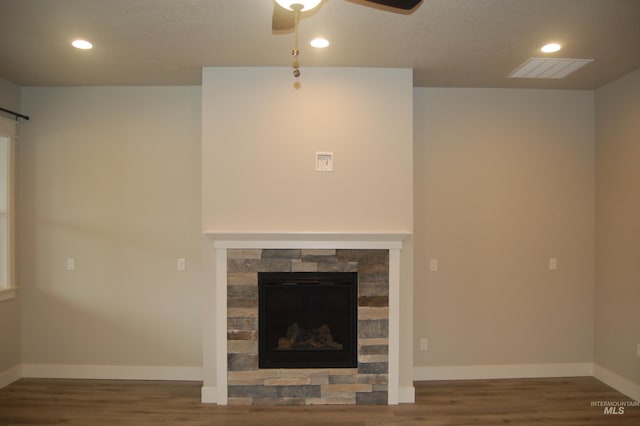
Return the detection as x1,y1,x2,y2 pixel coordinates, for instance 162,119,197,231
508,58,594,79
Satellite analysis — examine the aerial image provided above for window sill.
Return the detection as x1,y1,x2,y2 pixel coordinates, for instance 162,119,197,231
0,288,16,302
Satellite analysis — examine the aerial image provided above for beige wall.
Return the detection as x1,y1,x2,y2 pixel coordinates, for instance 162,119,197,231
18,86,203,367
7,67,637,394
595,68,640,386
0,294,20,374
201,67,414,388
201,67,413,233
0,79,20,111
414,88,595,367
0,77,21,376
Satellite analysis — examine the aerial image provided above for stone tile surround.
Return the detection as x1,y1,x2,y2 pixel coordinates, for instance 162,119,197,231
227,248,390,405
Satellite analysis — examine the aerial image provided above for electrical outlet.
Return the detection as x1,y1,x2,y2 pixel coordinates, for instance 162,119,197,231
177,258,186,271
549,257,557,270
420,338,428,352
637,343,640,358
315,152,334,172
66,258,75,271
429,259,438,272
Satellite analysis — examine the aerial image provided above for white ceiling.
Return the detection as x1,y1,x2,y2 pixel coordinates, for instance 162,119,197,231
1,0,639,89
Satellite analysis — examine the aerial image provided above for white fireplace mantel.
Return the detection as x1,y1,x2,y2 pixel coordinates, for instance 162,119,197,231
201,231,412,405
205,232,410,249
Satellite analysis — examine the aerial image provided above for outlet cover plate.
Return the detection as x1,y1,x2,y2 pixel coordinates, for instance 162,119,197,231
315,152,334,172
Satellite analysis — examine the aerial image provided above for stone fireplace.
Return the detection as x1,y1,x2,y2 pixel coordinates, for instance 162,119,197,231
202,233,410,405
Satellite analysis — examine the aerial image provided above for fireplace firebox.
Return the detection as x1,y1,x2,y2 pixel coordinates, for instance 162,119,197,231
258,272,358,369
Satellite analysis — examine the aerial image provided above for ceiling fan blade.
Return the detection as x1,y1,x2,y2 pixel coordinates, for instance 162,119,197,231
363,0,422,10
272,3,295,31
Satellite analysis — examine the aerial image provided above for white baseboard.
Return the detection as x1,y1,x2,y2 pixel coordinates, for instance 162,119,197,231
398,385,415,403
0,364,22,389
10,363,638,405
593,363,640,402
21,364,203,381
201,385,219,403
414,363,593,381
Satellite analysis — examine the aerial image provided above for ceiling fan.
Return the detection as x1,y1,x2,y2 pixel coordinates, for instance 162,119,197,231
273,0,422,31
272,0,422,79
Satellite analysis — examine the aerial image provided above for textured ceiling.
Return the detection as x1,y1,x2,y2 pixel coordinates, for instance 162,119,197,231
1,0,639,88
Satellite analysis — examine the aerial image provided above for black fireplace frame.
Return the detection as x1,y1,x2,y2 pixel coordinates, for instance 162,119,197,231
258,271,358,369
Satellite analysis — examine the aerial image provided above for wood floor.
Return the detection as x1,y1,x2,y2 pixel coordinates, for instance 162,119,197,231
1,377,638,425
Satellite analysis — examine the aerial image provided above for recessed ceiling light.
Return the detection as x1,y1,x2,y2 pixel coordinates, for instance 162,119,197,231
72,39,93,50
310,38,330,48
541,43,561,53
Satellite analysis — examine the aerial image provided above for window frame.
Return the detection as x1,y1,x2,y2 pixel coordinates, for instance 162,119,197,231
0,117,16,302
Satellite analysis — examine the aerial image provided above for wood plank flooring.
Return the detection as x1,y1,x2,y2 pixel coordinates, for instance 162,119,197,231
1,377,638,425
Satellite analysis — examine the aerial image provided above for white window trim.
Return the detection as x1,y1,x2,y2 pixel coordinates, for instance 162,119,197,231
0,116,16,300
